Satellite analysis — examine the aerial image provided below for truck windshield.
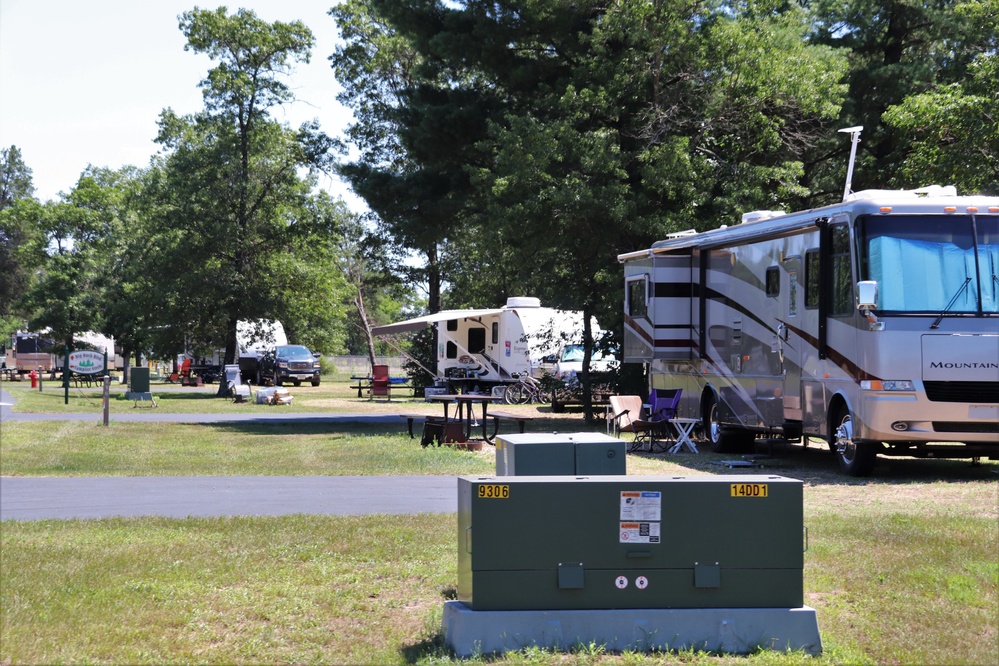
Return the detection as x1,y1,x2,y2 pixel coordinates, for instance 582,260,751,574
276,345,313,359
860,215,999,314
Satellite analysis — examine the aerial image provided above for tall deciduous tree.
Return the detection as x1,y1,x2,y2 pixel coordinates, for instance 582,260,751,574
0,146,39,332
331,0,847,420
803,0,994,198
882,0,998,194
148,8,348,390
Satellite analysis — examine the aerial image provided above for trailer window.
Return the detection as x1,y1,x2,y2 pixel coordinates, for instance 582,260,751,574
627,276,648,318
446,341,457,359
805,251,820,308
491,322,498,344
765,267,780,297
468,328,486,354
830,225,853,316
446,319,458,331
860,214,998,313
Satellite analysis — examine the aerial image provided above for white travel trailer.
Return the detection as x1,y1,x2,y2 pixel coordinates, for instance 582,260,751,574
372,297,588,390
619,186,999,476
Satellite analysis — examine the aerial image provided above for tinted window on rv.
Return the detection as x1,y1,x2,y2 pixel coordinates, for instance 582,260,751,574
446,341,457,358
627,278,648,318
446,319,458,331
491,322,498,344
765,267,780,297
805,250,820,308
860,214,998,313
831,225,853,316
468,328,486,354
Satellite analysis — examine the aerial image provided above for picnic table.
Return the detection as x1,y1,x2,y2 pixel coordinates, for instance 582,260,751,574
426,393,504,442
350,375,412,399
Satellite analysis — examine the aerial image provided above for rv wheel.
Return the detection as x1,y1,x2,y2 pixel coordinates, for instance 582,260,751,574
704,396,755,453
832,406,877,477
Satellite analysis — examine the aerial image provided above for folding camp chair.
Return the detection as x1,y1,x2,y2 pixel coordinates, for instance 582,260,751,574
224,364,250,402
631,389,682,452
607,395,643,437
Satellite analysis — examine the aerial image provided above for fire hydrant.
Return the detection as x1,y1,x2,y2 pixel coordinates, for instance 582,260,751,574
29,369,38,388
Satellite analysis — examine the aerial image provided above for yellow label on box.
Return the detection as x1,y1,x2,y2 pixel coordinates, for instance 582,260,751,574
477,484,510,499
730,483,768,498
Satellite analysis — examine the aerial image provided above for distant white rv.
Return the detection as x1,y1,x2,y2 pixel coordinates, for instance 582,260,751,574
619,186,999,476
373,297,594,390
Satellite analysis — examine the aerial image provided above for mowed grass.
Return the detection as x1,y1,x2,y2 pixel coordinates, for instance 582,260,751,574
2,505,996,665
0,420,496,477
1,379,434,415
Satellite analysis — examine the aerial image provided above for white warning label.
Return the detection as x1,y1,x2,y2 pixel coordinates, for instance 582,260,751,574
620,491,662,521
619,521,661,544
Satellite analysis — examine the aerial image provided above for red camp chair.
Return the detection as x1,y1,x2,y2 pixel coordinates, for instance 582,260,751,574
371,364,390,400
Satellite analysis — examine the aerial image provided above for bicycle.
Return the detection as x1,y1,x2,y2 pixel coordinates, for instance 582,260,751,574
503,372,551,405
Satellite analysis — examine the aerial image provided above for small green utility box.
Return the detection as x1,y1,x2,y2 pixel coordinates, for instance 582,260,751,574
129,367,150,393
495,433,626,476
457,474,804,611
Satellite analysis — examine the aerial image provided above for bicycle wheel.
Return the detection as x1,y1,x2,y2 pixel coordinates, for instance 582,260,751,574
503,383,520,405
506,383,529,405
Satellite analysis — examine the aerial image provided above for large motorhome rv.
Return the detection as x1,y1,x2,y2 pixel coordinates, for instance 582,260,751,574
372,297,590,392
619,186,998,476
4,332,59,375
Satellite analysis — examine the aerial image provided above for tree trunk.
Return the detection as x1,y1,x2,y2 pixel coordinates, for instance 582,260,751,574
217,316,238,397
580,305,595,424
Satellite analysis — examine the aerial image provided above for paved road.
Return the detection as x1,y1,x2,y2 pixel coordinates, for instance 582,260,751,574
0,387,462,521
0,476,459,520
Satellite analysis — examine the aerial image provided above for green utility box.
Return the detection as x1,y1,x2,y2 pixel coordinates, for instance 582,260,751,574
129,367,150,393
457,475,804,611
495,433,626,476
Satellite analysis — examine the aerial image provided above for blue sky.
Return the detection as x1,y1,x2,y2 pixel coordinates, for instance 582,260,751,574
0,0,360,207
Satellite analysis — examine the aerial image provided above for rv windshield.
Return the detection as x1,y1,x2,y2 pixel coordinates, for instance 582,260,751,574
860,215,999,314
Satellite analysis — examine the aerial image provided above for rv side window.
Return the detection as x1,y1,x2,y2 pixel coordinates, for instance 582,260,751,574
627,276,648,318
765,267,780,297
805,250,820,308
491,323,498,344
446,341,457,358
446,319,458,331
831,225,853,316
468,328,486,354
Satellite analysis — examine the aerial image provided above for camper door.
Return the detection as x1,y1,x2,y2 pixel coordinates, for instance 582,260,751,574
777,256,803,421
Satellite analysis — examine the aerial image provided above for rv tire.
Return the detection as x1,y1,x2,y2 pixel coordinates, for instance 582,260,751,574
831,405,877,477
704,395,755,453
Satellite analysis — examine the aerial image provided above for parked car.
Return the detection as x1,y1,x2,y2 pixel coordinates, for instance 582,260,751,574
256,345,321,387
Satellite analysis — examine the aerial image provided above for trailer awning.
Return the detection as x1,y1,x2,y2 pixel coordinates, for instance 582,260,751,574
371,308,505,337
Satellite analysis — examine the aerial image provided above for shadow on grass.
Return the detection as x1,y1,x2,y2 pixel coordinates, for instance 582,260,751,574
628,436,999,487
202,420,414,438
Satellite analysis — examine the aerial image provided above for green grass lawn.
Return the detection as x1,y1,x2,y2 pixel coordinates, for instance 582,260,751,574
2,507,995,665
2,378,997,664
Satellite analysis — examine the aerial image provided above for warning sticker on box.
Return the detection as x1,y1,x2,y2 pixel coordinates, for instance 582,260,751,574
620,491,661,521
620,521,661,544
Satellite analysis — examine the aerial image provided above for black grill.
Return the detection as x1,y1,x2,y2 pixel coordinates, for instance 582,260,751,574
932,422,999,434
923,381,999,403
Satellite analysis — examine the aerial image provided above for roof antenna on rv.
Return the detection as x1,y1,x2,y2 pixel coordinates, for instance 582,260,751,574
839,126,864,202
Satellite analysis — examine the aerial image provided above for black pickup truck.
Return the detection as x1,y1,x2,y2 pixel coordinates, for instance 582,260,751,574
256,344,321,387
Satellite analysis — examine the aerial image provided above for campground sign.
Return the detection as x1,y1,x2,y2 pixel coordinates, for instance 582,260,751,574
68,350,105,375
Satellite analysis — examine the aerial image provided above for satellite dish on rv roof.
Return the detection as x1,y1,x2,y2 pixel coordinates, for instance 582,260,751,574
505,297,541,308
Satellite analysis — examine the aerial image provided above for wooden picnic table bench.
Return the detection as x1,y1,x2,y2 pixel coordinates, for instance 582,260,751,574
487,410,536,439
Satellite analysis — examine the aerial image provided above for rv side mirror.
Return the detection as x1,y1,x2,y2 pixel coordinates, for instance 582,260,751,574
856,281,878,310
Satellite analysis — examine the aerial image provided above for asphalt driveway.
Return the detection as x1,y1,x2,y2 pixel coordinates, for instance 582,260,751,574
0,387,460,521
